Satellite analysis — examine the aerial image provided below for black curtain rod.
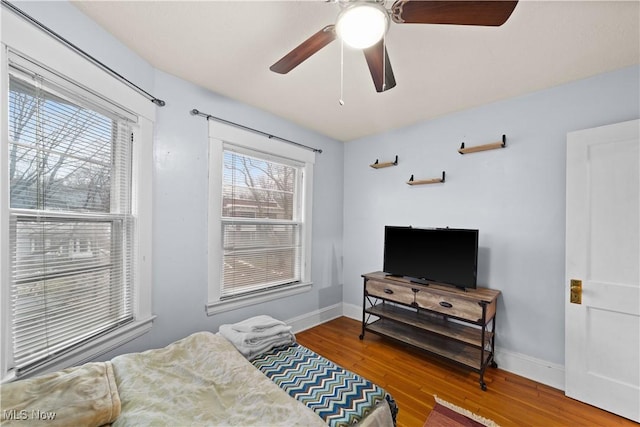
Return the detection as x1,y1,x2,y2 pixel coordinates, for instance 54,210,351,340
190,109,323,154
1,0,166,107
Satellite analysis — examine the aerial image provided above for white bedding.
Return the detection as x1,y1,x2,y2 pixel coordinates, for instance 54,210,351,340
1,331,393,427
110,332,327,426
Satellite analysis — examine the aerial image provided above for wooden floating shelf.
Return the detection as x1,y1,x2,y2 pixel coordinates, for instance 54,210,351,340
459,134,506,155
407,171,445,186
370,155,398,169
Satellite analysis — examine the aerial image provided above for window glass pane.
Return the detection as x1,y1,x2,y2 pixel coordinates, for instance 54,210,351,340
222,222,300,295
221,149,303,297
223,151,297,220
11,216,132,368
13,218,117,280
9,76,114,213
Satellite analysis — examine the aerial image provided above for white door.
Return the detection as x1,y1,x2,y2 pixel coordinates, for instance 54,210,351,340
565,119,639,422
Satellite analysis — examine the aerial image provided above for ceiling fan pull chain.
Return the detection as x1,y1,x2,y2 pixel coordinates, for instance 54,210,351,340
339,39,345,106
382,33,386,92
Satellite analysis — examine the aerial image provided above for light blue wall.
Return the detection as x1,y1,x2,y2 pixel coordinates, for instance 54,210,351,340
14,1,345,358
342,65,640,365
132,69,345,356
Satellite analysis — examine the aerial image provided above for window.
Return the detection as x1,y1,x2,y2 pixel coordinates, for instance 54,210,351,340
7,68,135,374
222,149,302,296
2,12,154,381
207,121,315,314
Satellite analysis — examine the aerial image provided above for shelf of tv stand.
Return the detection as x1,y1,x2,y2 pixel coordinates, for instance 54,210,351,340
365,319,491,371
360,272,500,390
365,303,493,349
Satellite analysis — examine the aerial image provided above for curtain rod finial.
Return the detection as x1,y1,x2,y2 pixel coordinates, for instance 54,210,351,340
152,99,166,107
190,109,200,116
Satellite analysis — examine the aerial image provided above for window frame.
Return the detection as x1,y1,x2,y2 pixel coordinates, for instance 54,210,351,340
206,120,314,315
1,11,154,382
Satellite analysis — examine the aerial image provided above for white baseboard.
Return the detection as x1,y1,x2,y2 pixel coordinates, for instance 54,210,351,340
286,303,343,334
342,302,362,322
342,302,565,391
494,348,565,390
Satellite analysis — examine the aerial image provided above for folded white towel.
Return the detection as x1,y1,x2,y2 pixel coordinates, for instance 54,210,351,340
242,324,292,344
219,324,295,360
231,315,286,333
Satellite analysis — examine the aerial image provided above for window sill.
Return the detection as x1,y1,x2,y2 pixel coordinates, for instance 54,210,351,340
206,282,312,316
4,315,155,383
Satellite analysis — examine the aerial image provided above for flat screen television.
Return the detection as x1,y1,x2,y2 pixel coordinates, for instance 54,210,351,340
383,226,479,289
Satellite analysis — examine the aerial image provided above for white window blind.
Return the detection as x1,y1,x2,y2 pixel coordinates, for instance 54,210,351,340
221,149,303,297
8,66,135,373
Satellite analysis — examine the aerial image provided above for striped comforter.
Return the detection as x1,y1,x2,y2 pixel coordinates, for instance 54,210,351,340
252,343,398,427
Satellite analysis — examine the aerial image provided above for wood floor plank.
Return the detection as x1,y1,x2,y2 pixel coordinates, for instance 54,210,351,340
295,317,638,427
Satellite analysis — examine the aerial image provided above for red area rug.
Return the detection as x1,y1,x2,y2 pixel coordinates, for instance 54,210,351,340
423,396,500,427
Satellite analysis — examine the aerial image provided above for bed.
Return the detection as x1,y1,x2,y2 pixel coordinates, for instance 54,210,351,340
0,331,397,427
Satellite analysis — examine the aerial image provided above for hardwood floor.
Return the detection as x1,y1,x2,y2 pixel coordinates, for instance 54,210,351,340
295,317,637,427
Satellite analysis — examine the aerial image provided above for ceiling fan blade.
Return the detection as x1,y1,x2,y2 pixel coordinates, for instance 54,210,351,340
363,40,396,93
270,25,336,74
391,1,518,26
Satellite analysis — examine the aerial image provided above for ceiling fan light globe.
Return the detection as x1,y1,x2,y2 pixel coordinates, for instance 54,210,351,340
336,3,389,49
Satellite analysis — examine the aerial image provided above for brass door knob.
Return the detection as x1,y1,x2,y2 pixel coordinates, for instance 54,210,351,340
570,279,582,304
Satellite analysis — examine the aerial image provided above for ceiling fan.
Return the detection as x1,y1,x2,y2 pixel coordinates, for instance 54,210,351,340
270,1,519,93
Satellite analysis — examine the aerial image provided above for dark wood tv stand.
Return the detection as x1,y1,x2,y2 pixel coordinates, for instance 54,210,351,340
359,271,500,390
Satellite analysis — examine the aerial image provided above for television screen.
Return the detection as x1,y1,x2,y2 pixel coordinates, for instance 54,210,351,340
383,226,479,289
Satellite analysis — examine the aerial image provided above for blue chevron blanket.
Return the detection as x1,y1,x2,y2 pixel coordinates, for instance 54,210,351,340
252,343,398,427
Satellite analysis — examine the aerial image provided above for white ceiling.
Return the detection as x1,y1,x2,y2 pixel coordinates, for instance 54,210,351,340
71,1,640,142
